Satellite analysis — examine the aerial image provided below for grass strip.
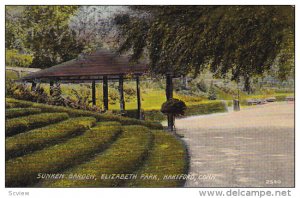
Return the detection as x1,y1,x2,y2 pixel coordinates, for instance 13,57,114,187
5,122,122,187
125,130,188,187
5,113,69,137
6,108,42,119
42,125,153,187
6,117,97,160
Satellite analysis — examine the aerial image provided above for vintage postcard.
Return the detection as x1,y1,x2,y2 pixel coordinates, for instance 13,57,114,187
3,3,296,197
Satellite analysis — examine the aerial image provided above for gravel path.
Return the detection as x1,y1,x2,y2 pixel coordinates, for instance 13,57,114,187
175,102,294,187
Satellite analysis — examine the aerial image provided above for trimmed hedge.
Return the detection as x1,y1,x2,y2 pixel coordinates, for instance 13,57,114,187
6,113,69,137
184,101,227,117
6,122,122,187
42,125,153,187
5,102,15,109
122,101,227,121
6,108,42,119
126,130,188,187
6,98,163,129
6,117,97,159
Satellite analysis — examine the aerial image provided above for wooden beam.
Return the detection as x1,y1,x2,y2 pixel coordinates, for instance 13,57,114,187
136,75,141,119
31,82,37,91
119,75,125,112
50,81,54,96
92,80,96,106
103,76,109,111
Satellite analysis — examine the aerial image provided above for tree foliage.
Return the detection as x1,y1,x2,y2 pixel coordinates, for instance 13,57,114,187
115,6,294,92
21,6,85,68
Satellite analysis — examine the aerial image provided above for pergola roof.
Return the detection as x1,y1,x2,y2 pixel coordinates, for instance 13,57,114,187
22,49,148,82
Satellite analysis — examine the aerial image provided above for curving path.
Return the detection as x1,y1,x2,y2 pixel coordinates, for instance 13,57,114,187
175,102,294,187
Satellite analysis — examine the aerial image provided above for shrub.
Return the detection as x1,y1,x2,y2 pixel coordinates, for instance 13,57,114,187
126,130,188,187
6,122,122,187
5,113,69,137
42,125,153,187
5,49,33,68
6,108,42,119
6,117,97,159
161,98,187,116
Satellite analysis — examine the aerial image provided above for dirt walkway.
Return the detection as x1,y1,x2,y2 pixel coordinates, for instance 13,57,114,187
176,102,294,187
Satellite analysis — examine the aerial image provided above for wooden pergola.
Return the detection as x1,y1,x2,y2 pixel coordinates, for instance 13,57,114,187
21,49,149,119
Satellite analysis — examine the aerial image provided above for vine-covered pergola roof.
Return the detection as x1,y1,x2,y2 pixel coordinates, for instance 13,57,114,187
22,49,148,82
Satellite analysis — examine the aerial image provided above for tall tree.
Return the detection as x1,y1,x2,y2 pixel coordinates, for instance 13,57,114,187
114,6,294,93
22,6,84,68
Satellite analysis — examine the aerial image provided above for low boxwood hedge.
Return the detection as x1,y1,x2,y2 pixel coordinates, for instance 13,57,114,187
6,108,42,119
42,125,153,187
5,113,69,137
125,130,188,187
6,122,122,187
6,117,97,159
120,101,227,121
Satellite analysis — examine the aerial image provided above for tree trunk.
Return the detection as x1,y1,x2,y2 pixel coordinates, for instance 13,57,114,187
166,74,174,131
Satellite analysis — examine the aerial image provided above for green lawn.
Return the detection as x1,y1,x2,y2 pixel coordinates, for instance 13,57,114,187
5,98,188,187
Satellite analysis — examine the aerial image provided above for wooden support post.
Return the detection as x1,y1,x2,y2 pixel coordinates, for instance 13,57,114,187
103,76,109,111
31,82,36,91
92,80,96,106
166,74,174,131
136,75,141,119
50,81,54,96
119,75,125,112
